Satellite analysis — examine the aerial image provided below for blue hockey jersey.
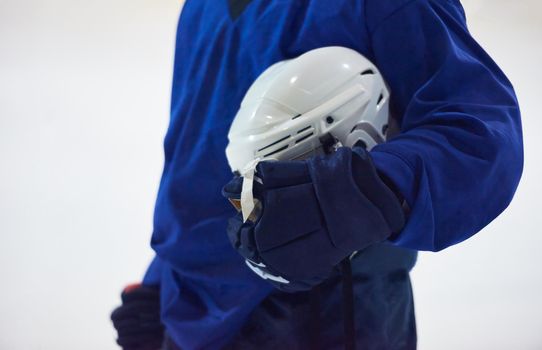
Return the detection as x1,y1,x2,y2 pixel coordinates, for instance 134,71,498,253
143,0,523,348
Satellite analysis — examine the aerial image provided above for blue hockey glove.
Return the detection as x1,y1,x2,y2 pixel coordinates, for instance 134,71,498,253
222,147,406,292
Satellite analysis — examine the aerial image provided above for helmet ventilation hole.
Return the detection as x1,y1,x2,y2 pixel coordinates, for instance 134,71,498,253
295,132,314,144
258,135,291,152
297,125,312,134
263,145,289,158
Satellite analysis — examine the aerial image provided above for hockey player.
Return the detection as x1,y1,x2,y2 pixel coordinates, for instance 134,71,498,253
111,1,523,349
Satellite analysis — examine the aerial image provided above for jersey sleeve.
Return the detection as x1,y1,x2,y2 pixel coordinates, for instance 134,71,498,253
142,256,164,287
366,0,523,251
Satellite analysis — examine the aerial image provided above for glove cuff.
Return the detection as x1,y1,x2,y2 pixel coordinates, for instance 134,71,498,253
307,147,405,252
351,147,406,233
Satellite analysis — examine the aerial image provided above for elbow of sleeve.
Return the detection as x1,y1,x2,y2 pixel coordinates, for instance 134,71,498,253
452,119,524,251
431,123,524,252
489,125,524,216
434,119,524,252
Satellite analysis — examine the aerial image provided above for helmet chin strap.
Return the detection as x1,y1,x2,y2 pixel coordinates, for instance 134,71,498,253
240,158,263,222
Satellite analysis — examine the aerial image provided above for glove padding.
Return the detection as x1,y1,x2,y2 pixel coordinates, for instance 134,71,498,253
222,147,406,292
110,283,164,350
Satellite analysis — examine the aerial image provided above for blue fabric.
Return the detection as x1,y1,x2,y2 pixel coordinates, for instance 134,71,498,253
222,147,405,291
142,256,164,287
146,0,522,348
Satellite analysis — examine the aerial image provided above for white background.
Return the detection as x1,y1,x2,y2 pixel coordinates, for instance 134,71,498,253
1,0,541,349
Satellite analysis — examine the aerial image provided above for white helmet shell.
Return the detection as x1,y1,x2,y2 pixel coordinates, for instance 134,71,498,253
226,46,390,174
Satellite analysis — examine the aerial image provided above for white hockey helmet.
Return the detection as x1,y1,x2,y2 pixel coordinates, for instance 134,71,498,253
226,46,390,174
